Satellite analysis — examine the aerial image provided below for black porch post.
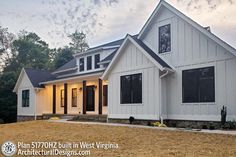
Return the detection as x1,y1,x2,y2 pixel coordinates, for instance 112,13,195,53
53,85,56,114
83,81,87,114
98,79,103,114
64,83,68,114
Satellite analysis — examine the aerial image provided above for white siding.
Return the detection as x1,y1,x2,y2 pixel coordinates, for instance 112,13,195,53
141,6,236,121
17,72,36,116
108,42,160,120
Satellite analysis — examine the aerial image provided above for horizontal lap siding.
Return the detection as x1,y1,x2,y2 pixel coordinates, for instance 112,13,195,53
108,42,160,120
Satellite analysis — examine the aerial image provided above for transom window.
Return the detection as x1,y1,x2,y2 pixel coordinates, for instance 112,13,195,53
79,58,84,72
159,24,171,53
120,73,142,104
182,66,215,103
72,88,77,107
61,89,64,107
87,56,92,70
22,90,29,107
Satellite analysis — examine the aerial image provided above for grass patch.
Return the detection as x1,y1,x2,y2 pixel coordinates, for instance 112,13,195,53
0,121,236,157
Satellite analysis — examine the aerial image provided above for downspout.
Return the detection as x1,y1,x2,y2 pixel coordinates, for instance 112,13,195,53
159,70,169,124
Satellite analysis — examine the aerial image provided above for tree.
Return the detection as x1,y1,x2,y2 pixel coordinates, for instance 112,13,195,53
0,26,15,70
6,31,52,72
0,30,53,123
53,47,74,69
68,31,89,53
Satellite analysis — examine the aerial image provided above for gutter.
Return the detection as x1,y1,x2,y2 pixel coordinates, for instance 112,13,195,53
73,45,120,57
52,67,78,74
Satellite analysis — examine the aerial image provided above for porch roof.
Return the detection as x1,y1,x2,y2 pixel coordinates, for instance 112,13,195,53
40,70,104,85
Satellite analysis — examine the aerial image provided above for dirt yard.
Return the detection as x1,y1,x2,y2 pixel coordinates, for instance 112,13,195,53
0,121,235,157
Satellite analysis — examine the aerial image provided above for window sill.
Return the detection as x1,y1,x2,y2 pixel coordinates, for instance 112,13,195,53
182,102,216,105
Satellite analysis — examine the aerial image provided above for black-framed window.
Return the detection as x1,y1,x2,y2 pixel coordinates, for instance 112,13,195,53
22,90,29,107
61,89,64,107
79,58,84,72
72,88,77,107
103,85,108,106
95,54,100,69
87,56,92,70
182,66,215,103
159,24,171,53
120,73,142,104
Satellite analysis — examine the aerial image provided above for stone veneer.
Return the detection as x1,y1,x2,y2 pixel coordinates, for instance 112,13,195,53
17,116,43,122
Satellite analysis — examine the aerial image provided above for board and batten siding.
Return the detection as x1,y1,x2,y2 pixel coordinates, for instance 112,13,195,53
141,6,236,121
17,72,36,116
108,41,161,120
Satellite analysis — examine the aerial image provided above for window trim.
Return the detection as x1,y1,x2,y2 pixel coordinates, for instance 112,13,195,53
120,73,143,104
22,89,30,107
79,58,84,72
182,66,216,104
158,23,171,54
60,89,64,107
94,54,100,69
87,56,92,70
71,88,77,107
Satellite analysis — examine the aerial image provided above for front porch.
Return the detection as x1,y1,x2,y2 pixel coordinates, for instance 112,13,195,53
41,73,108,116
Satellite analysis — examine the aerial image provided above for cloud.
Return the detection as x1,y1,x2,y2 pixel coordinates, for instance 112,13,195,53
0,0,235,48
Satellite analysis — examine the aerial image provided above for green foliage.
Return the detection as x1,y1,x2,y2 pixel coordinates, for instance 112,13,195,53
68,30,89,53
0,28,90,123
53,47,74,69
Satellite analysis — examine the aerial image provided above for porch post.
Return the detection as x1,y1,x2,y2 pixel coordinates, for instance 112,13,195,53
53,85,56,114
98,79,103,114
83,81,87,114
64,83,68,114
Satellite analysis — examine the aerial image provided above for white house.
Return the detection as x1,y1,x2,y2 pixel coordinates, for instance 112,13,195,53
14,1,236,126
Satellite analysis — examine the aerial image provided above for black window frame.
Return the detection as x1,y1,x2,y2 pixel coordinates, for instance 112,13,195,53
71,88,77,107
182,66,215,103
103,85,108,106
61,89,64,107
79,58,84,72
95,54,100,69
22,89,30,107
159,24,171,54
87,56,92,70
120,73,142,104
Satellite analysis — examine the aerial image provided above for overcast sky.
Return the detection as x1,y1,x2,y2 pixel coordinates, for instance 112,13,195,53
0,0,235,49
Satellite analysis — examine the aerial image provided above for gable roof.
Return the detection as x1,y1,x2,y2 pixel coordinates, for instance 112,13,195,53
131,36,171,69
13,68,55,92
24,68,55,87
138,0,236,56
53,58,77,74
99,49,118,65
101,34,173,80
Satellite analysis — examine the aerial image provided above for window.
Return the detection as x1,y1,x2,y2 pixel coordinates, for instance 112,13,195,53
72,88,77,107
79,58,84,72
159,24,171,53
87,56,92,70
22,90,29,107
182,66,215,103
61,89,64,107
95,54,100,69
103,85,108,106
120,73,142,104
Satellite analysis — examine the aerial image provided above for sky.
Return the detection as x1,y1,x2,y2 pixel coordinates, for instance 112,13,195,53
0,0,235,49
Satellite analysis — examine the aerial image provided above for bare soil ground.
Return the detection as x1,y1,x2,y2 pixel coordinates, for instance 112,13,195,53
0,121,235,157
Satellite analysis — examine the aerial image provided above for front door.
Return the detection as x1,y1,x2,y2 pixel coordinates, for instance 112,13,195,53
86,86,95,111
